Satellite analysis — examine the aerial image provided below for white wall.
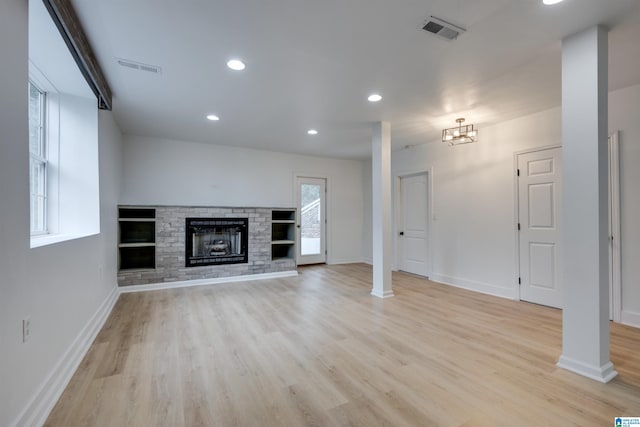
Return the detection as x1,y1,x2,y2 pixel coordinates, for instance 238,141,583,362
362,160,373,264
57,94,101,237
121,135,365,264
0,2,123,425
390,107,562,298
382,84,640,324
610,84,640,323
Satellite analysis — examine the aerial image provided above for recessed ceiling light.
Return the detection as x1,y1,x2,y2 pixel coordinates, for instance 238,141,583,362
543,0,564,5
206,114,220,121
227,59,246,71
368,93,382,102
307,129,318,135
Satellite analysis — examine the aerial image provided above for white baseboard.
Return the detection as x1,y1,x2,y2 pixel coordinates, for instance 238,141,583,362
119,270,299,294
429,273,516,300
557,356,618,383
12,285,120,427
620,310,640,328
329,258,368,265
371,289,395,298
12,270,300,426
363,258,373,265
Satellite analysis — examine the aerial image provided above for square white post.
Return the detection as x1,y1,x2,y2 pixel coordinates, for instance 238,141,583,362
371,121,393,298
557,26,617,383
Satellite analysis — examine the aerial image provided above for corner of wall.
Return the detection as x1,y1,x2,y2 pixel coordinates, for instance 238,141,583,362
10,287,119,427
621,310,640,329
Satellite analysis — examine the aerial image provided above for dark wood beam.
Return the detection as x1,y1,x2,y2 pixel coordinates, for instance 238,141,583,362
42,0,113,110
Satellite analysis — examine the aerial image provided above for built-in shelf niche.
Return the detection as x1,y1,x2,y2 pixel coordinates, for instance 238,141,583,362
119,246,155,270
118,207,156,270
271,209,296,260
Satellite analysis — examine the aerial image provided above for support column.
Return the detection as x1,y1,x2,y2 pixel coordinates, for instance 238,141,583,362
371,121,393,298
557,26,617,382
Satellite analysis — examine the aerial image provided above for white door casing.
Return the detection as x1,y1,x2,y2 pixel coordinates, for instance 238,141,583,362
398,173,429,277
296,177,327,265
609,132,621,322
518,148,563,309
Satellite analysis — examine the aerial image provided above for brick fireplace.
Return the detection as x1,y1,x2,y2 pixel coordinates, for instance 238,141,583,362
117,206,296,286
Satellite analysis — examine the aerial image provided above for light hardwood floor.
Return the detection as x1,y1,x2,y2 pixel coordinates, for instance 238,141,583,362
46,264,640,426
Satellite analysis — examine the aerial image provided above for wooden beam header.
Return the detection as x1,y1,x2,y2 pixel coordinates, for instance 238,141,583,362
42,0,113,110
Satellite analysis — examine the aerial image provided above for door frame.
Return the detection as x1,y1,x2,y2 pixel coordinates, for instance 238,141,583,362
294,174,329,265
513,142,622,320
513,145,561,303
394,168,433,276
609,131,621,322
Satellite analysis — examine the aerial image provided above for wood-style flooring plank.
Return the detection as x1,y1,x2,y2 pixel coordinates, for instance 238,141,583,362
45,264,640,426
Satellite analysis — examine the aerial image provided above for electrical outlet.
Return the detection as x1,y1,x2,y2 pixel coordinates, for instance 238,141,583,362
23,317,31,343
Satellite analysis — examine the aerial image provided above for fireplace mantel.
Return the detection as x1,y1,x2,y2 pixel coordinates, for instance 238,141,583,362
117,205,296,287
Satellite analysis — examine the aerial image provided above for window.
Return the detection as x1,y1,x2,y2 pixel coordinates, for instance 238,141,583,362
28,0,101,248
29,81,47,235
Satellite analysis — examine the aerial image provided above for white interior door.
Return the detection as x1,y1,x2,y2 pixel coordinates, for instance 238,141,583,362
296,177,326,265
398,173,429,277
518,148,563,309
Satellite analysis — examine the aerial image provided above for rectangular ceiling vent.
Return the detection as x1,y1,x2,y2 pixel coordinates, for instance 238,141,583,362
421,16,465,41
116,58,162,75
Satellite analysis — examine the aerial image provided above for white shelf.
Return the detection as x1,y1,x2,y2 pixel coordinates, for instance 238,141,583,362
271,240,295,245
118,218,157,222
272,220,295,224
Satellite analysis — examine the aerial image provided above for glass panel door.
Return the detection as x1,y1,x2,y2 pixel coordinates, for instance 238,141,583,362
296,177,326,265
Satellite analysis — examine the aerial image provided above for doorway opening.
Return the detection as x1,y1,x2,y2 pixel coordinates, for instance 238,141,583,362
296,176,327,265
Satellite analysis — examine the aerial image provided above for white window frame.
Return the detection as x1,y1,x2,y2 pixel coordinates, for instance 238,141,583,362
28,80,48,236
29,62,61,242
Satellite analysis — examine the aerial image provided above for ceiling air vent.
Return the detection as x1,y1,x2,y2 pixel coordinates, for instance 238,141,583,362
116,58,162,74
421,16,465,41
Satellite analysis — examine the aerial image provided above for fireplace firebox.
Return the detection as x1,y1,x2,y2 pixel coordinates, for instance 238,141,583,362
185,218,248,267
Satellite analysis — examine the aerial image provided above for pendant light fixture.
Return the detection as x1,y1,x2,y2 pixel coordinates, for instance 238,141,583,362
442,118,478,146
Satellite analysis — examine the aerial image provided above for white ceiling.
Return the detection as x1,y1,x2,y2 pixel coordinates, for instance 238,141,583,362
29,0,93,98
71,0,640,159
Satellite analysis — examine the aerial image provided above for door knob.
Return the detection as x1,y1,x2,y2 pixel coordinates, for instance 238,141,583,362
399,231,404,236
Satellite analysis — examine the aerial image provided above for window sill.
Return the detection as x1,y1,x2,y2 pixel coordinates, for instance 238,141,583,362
30,232,97,249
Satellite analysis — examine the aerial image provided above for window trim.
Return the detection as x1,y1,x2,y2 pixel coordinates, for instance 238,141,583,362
29,80,49,236
29,62,61,242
